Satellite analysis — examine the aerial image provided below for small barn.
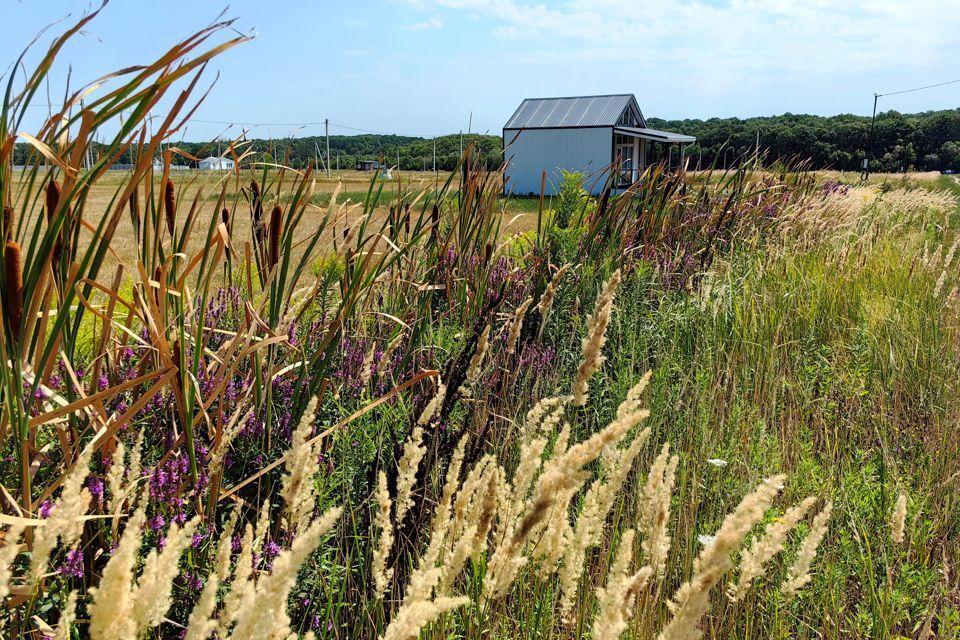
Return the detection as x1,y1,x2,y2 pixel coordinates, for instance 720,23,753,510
356,159,383,171
502,94,695,196
198,156,235,171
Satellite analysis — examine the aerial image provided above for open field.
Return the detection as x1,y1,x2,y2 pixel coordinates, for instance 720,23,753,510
4,12,960,640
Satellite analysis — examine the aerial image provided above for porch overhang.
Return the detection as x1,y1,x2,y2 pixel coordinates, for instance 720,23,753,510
614,126,696,144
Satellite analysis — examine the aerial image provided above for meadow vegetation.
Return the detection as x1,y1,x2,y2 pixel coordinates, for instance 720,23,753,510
2,10,960,640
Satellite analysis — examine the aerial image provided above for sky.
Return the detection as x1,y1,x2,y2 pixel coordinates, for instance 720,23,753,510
4,0,960,142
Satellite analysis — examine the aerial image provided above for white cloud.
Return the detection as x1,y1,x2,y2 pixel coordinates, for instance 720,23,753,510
406,16,444,30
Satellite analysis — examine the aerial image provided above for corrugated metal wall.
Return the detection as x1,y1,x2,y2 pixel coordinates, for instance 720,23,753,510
502,127,613,196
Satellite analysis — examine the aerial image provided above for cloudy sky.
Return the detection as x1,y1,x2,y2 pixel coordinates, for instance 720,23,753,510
4,1,960,140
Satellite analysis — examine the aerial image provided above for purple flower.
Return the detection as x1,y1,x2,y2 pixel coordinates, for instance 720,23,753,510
39,500,54,519
58,548,84,578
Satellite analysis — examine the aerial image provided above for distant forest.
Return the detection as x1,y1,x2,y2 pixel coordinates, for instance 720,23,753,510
13,108,960,173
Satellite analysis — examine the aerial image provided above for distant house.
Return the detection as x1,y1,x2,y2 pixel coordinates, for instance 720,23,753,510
502,94,695,196
356,159,383,171
198,156,235,171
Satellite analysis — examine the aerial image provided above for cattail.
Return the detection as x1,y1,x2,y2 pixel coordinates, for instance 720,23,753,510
2,206,13,241
4,241,23,339
164,178,176,237
638,442,679,578
88,507,146,640
781,500,833,598
572,269,621,406
890,491,908,544
536,263,570,336
281,398,321,532
268,204,282,269
430,203,440,245
465,324,491,386
372,471,394,597
592,529,654,640
506,297,533,356
395,425,427,525
658,475,785,640
221,207,232,260
45,178,61,223
728,496,816,601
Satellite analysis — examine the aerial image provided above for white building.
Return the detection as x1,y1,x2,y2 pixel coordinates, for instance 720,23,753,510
502,94,695,196
198,156,235,171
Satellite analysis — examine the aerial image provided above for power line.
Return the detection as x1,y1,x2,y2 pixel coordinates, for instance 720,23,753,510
878,78,960,98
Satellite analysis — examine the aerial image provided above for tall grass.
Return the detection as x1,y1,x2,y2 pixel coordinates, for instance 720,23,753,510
2,8,960,640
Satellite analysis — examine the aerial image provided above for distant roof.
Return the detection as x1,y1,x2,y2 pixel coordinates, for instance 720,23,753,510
615,126,696,144
504,94,641,129
199,156,233,162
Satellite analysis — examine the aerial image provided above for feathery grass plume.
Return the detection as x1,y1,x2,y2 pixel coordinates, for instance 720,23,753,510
106,440,127,514
890,491,908,545
88,507,146,640
0,524,24,602
53,590,77,640
4,241,23,338
281,397,321,532
559,426,650,614
184,511,240,640
372,471,395,597
381,596,470,640
268,204,282,269
638,442,679,578
945,235,960,269
573,269,621,406
658,474,786,640
782,500,833,598
934,269,947,297
485,392,650,600
417,381,446,426
228,507,342,640
728,496,816,601
209,410,247,478
465,324,491,386
505,296,533,356
164,178,176,237
536,263,570,333
132,515,201,631
395,425,427,524
30,446,94,581
219,524,255,635
592,529,654,640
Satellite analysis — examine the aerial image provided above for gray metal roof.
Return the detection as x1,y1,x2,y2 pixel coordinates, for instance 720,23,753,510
615,126,696,144
504,94,640,129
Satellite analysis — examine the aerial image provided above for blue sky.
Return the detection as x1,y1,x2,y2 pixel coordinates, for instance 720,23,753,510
4,1,960,141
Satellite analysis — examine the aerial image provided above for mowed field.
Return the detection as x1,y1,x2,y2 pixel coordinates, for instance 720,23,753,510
14,168,543,274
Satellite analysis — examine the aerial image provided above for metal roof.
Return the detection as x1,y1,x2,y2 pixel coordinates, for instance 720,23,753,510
614,126,696,144
504,94,640,129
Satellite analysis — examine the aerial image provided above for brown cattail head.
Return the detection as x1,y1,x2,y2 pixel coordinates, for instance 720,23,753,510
403,203,411,235
163,178,176,237
221,207,230,226
430,204,440,245
250,180,263,222
45,179,61,223
2,206,13,241
269,205,282,269
4,241,24,339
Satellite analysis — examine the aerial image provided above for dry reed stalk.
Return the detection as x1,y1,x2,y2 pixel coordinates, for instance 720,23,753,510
658,475,786,640
638,442,679,578
281,398,321,532
164,178,176,237
592,529,654,640
372,471,395,597
573,269,621,406
4,241,23,338
890,491,908,544
728,496,816,601
781,500,833,598
506,297,533,356
395,425,427,524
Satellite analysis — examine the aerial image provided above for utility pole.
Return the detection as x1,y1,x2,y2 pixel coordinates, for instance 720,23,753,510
863,92,879,180
325,118,331,177
336,154,339,171
432,137,436,174
396,148,400,170
459,130,463,159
